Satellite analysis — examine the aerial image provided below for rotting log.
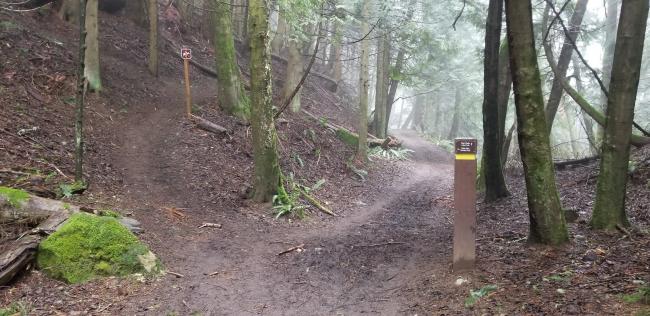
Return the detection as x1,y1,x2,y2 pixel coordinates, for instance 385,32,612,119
554,156,599,169
300,109,401,148
0,193,141,286
191,115,228,134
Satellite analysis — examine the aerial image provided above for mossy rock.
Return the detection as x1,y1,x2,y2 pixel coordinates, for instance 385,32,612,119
37,213,162,284
0,186,31,208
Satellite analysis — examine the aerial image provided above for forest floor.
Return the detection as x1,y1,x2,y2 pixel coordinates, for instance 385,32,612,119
2,8,650,316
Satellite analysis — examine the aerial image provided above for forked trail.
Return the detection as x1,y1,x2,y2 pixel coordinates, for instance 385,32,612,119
116,76,455,314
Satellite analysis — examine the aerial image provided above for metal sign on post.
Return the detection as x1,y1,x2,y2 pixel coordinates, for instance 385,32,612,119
181,47,192,118
453,138,477,271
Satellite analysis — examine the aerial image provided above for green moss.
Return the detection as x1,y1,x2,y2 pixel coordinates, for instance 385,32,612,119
336,128,359,148
37,213,162,284
99,209,122,218
0,301,30,316
0,186,31,208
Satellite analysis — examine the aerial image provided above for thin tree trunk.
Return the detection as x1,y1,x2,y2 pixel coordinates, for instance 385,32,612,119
592,0,648,230
249,0,281,202
357,0,370,163
573,56,597,154
147,0,158,77
211,0,249,119
283,40,303,112
84,0,101,91
126,0,148,27
544,0,588,131
482,0,509,201
447,88,461,139
271,11,286,54
497,40,512,153
75,0,87,182
563,102,579,158
373,33,390,138
505,0,568,245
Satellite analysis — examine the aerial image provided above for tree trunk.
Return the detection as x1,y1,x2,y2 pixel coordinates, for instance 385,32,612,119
573,57,597,154
373,33,390,138
447,88,461,139
54,0,80,22
271,11,286,54
249,0,281,202
592,0,648,230
356,0,370,163
75,0,87,182
505,0,568,245
126,0,148,27
544,0,588,132
84,0,101,92
147,0,158,77
283,40,303,112
481,0,509,202
497,40,512,154
211,0,249,120
601,0,619,110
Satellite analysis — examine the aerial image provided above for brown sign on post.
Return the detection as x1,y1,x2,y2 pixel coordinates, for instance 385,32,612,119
453,138,477,271
181,47,192,118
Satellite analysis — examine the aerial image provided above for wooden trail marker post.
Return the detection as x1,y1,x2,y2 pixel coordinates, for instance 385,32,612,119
452,138,477,271
181,47,192,118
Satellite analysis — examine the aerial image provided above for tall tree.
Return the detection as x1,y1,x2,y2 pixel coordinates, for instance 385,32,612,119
211,0,249,119
147,0,158,77
544,0,588,132
505,0,568,245
373,32,390,138
591,0,649,230
481,0,509,201
447,88,461,139
283,38,304,112
249,0,282,202
356,0,370,162
84,0,100,91
75,0,87,182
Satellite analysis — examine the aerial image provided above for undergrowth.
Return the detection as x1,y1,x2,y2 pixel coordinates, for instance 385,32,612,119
273,174,325,219
368,147,413,161
0,301,30,316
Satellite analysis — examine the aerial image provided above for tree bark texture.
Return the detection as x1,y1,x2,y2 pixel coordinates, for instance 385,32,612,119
481,0,509,202
373,33,390,138
249,0,282,202
211,0,249,119
505,0,568,245
544,0,588,132
75,0,87,182
356,0,370,162
497,40,512,158
283,39,304,112
84,0,101,91
592,0,648,230
147,0,158,77
447,88,461,139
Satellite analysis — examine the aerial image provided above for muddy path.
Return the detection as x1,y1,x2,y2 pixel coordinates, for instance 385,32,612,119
115,80,456,315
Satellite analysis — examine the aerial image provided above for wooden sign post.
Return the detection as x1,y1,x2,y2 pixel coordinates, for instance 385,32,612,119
453,138,477,271
181,47,192,118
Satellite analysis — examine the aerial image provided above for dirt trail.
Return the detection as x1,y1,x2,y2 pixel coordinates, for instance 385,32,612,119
116,85,456,314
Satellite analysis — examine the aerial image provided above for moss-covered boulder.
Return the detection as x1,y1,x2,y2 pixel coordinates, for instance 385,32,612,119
37,213,162,284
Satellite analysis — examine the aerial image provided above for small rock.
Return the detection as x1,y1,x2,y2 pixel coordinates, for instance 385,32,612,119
455,277,468,286
582,251,598,262
557,288,566,295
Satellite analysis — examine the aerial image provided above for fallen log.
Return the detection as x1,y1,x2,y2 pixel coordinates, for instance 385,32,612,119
0,189,143,286
191,115,227,134
300,109,401,149
554,156,599,169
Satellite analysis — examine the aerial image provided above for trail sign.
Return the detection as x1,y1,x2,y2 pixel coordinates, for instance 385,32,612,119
181,47,192,118
181,47,192,60
452,138,477,271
